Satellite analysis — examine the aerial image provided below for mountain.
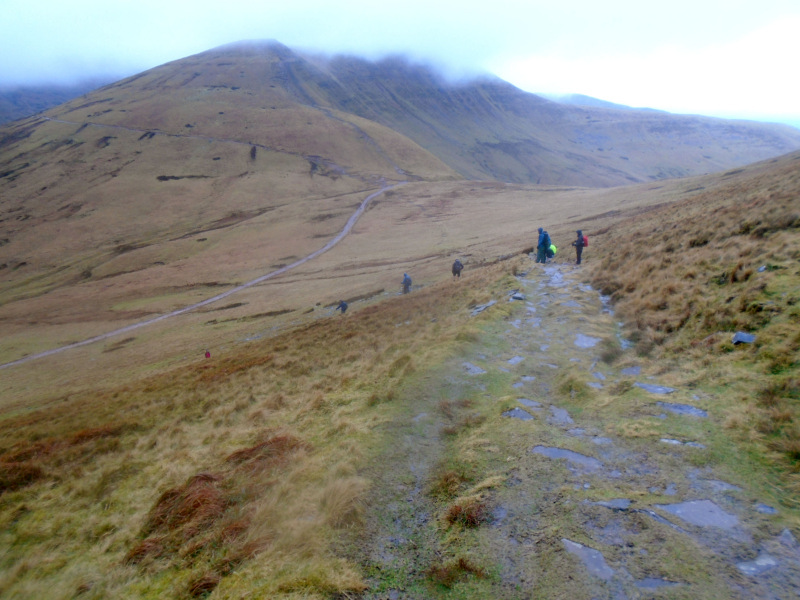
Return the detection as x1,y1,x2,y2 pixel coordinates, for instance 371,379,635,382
4,41,800,188
3,40,800,367
0,79,114,124
544,93,664,112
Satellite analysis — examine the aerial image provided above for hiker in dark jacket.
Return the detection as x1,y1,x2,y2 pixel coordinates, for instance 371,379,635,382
571,230,585,265
336,300,348,314
452,259,463,278
402,273,412,294
536,228,550,264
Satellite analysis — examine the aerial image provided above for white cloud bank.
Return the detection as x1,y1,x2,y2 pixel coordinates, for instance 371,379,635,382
491,16,800,124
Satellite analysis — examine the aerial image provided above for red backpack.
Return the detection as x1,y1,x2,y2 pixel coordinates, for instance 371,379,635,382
583,235,589,247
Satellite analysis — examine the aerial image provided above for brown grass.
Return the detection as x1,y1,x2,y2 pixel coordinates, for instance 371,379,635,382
588,150,800,482
444,496,489,527
427,556,487,587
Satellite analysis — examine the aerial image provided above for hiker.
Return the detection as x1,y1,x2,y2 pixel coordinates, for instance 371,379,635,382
571,230,586,265
452,259,463,278
336,300,348,314
535,228,551,264
204,350,211,359
402,273,412,294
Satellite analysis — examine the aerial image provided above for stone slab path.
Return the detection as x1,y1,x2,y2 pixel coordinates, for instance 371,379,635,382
352,263,800,599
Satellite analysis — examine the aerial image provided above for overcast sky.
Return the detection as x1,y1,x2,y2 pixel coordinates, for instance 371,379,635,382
2,0,799,127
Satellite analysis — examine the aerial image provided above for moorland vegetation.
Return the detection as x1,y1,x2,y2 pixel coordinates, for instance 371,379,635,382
1,41,799,599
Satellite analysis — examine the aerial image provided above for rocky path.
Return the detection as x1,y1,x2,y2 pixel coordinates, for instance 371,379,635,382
353,263,800,599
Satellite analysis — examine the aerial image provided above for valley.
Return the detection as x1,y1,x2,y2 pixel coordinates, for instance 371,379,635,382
1,40,799,599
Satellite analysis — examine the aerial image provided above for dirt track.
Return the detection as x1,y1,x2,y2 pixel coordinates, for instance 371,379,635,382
0,182,405,370
350,262,800,599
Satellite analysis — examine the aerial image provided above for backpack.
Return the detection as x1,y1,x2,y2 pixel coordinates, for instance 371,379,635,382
542,232,551,247
583,235,588,247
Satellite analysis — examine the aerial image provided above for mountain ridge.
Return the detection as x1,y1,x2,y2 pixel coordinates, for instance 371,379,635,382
4,40,800,187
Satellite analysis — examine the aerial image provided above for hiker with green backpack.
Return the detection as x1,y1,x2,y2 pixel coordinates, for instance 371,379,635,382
572,230,588,264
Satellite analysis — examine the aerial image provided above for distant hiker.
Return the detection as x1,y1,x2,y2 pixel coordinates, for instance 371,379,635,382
452,259,464,278
402,273,412,294
571,230,586,264
205,350,211,359
535,228,551,264
336,300,348,314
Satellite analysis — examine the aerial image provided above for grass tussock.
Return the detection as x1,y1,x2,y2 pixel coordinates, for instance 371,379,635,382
443,495,490,527
427,556,487,588
588,156,800,485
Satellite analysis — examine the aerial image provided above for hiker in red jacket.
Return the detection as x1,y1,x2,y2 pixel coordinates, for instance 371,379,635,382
572,230,585,265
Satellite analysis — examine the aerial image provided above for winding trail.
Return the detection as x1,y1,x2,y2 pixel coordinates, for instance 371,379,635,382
0,182,405,370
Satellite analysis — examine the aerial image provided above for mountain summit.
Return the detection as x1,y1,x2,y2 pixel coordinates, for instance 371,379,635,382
5,40,800,188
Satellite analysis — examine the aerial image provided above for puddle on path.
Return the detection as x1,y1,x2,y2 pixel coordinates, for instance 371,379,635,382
532,446,603,471
655,500,739,529
562,539,615,580
634,382,675,394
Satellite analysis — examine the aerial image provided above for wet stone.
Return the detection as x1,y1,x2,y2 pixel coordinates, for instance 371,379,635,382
518,398,542,409
574,334,602,348
463,362,487,375
755,503,778,515
561,539,615,580
521,376,536,382
656,500,739,529
656,401,708,418
737,552,778,576
588,382,604,389
508,355,525,365
568,428,585,436
592,437,613,446
732,331,756,345
540,344,550,351
470,300,496,316
562,300,582,308
532,446,603,471
778,529,798,549
620,366,641,376
503,408,535,421
593,498,632,510
593,372,607,380
548,406,575,425
635,382,676,394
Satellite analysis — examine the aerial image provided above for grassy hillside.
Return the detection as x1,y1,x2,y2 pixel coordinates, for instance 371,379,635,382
2,39,800,598
589,150,800,492
1,151,799,596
